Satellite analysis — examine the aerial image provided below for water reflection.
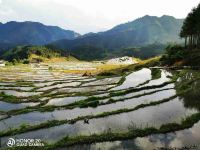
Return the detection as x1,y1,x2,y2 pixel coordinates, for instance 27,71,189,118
175,70,200,111
66,120,200,150
111,68,152,90
0,89,176,131
1,97,197,145
0,69,200,149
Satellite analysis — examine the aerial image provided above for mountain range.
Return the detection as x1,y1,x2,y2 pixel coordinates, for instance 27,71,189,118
0,21,80,50
48,15,184,60
0,15,184,60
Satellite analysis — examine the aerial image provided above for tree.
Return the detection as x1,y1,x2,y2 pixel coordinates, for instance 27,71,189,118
180,3,200,47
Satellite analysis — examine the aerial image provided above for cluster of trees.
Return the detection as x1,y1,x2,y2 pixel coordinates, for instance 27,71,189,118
180,3,200,47
1,46,63,63
120,43,166,59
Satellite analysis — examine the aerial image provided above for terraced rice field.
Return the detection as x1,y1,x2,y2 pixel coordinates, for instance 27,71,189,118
0,65,200,149
65,120,200,150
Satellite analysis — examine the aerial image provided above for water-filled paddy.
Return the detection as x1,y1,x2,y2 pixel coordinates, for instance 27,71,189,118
37,82,81,91
139,70,171,87
45,96,87,106
0,88,176,131
0,97,197,145
111,68,152,90
0,90,42,97
0,66,199,149
0,101,40,111
64,120,200,150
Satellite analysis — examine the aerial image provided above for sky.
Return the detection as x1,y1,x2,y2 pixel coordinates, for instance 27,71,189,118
0,0,199,34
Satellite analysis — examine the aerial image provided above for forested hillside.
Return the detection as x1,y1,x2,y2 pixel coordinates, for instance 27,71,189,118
0,21,80,48
162,3,200,66
49,15,183,60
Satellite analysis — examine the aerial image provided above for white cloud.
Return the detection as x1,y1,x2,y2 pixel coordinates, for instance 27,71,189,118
0,0,199,34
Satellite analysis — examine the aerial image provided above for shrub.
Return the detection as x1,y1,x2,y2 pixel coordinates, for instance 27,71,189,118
161,44,187,65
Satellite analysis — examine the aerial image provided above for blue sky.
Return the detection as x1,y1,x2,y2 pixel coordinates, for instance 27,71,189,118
0,0,199,34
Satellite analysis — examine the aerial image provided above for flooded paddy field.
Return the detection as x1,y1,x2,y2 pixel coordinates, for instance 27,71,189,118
65,120,200,150
0,64,200,149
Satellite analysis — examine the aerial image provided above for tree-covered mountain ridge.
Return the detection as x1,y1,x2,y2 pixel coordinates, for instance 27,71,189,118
48,15,184,60
0,21,80,46
0,15,184,61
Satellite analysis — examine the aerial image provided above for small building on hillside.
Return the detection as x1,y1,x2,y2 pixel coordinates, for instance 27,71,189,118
0,60,5,67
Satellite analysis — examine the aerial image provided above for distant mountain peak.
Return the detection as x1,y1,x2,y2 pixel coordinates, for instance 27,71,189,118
5,21,44,25
137,15,177,21
50,15,184,60
0,15,184,61
0,21,80,46
161,15,173,18
142,15,152,18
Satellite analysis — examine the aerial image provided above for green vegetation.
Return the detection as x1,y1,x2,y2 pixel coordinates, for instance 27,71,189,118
50,15,183,60
5,81,174,116
161,3,200,66
0,21,79,56
161,44,186,65
0,95,177,137
65,45,107,61
117,44,166,59
1,45,65,63
46,112,200,149
0,91,42,103
162,45,200,66
96,56,161,77
68,87,173,109
0,92,19,103
6,110,200,150
0,6,200,150
151,68,162,80
3,110,200,150
0,61,199,150
110,81,174,97
97,72,117,77
129,56,161,70
180,3,200,47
